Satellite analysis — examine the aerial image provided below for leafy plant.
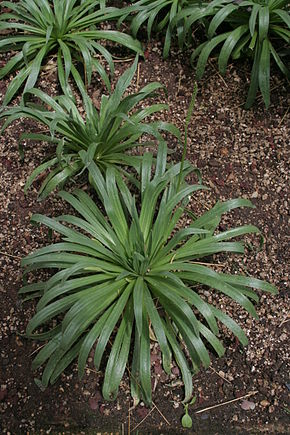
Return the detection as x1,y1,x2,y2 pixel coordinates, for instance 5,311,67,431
0,57,180,199
180,0,290,108
20,143,277,405
0,0,143,104
118,0,207,58
181,396,196,428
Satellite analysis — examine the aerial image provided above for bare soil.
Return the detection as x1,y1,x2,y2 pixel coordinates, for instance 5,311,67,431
0,39,289,434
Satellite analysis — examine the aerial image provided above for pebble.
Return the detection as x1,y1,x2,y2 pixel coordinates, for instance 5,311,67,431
0,386,7,401
260,400,270,407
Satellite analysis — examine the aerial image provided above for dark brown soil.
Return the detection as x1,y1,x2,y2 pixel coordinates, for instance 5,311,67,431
0,39,289,434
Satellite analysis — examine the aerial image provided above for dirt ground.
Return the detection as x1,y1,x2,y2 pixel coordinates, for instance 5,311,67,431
0,36,289,435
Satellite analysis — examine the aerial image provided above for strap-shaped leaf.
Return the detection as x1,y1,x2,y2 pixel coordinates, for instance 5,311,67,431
258,6,270,42
269,42,290,78
78,305,114,378
273,9,290,28
31,333,62,370
102,298,134,401
148,274,219,335
211,307,248,346
163,318,193,403
218,25,248,75
131,326,141,407
245,41,261,108
50,338,85,384
133,277,145,338
258,38,270,108
195,32,231,81
249,4,260,37
198,321,224,357
58,39,72,82
139,310,152,405
144,283,171,374
94,282,133,370
208,4,238,39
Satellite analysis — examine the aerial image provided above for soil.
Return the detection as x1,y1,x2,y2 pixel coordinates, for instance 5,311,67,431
0,34,289,435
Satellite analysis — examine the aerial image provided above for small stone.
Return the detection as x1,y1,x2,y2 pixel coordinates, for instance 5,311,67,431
251,191,259,198
268,405,275,413
232,415,238,421
88,396,99,410
260,400,270,407
240,400,256,410
0,386,7,401
171,366,180,376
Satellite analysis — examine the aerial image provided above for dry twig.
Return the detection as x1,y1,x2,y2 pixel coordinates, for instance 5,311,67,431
195,390,258,414
209,366,232,384
132,405,156,432
0,251,21,260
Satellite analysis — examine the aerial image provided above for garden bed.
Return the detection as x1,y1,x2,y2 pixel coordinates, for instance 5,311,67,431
0,40,289,434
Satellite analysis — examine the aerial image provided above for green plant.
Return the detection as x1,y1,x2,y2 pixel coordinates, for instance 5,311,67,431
181,396,196,428
0,0,143,104
119,0,207,58
181,0,290,108
20,143,277,405
0,57,179,199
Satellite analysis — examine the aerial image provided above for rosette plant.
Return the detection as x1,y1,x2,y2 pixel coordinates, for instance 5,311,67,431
119,0,207,58
179,0,290,108
20,143,277,405
0,57,179,199
0,0,143,104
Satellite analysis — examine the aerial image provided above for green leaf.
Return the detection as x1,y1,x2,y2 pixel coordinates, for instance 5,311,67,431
3,67,31,105
218,25,248,76
133,276,144,338
195,33,230,81
181,410,192,429
249,4,260,37
208,4,238,39
258,7,270,42
258,38,270,108
103,298,134,401
23,44,49,93
139,310,151,405
94,283,133,370
163,319,193,403
58,39,72,82
144,284,171,374
269,42,290,78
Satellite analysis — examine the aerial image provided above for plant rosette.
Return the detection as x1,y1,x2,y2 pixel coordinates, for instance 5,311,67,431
20,143,277,405
0,57,180,199
118,0,208,58
188,0,290,108
0,0,143,104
